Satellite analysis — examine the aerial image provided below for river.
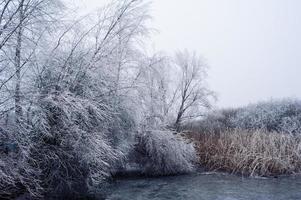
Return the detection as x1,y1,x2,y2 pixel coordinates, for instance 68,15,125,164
104,172,301,200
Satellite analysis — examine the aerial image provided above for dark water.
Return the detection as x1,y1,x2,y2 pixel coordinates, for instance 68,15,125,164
105,172,301,200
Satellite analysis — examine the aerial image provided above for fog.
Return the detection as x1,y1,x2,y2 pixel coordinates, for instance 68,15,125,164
67,0,301,108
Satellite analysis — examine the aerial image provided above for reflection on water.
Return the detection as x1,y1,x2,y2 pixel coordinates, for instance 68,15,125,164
105,172,301,200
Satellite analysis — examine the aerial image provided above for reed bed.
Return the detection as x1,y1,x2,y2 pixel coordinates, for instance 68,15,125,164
189,130,301,176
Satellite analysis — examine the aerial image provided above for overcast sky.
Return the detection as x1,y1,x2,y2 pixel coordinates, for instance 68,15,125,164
66,0,301,108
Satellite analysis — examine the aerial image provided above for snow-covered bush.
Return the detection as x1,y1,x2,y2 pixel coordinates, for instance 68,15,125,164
133,130,197,176
232,99,301,134
190,99,301,135
186,108,238,134
0,126,43,199
27,91,124,198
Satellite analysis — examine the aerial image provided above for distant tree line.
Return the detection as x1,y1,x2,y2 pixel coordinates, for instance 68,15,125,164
185,99,301,135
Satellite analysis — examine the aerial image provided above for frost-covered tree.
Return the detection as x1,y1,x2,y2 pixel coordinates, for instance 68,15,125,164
0,0,152,198
0,0,63,123
171,50,215,131
134,53,170,129
0,1,202,198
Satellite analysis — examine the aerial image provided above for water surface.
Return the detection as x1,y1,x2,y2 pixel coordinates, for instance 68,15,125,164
105,172,301,200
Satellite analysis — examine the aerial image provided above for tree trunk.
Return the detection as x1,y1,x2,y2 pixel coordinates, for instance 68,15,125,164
15,0,24,124
174,103,184,132
174,89,187,132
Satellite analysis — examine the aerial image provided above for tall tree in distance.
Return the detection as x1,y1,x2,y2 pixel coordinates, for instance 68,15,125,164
173,50,215,131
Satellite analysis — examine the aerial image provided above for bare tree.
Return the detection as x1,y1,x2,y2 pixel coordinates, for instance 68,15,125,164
133,50,215,132
133,53,170,129
0,0,62,122
173,50,215,131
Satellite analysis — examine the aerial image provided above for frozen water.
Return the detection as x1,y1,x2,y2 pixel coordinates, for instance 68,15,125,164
105,172,301,200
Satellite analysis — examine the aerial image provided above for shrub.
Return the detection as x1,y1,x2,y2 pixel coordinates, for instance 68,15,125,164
133,130,197,176
29,91,124,198
0,126,43,199
187,99,301,135
0,91,127,199
233,99,301,134
185,108,238,134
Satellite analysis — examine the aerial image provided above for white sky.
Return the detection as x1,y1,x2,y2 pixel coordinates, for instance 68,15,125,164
65,0,301,108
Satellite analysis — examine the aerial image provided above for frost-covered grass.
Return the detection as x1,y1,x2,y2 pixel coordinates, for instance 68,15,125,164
190,130,301,177
184,99,301,177
133,130,197,176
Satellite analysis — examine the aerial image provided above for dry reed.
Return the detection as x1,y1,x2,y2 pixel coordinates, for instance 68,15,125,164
189,130,301,176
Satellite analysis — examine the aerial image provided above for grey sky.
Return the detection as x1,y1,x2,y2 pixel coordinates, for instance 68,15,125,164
67,0,301,108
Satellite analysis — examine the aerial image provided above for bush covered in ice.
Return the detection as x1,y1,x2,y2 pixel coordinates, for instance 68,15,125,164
185,108,238,134
233,99,301,134
190,99,301,134
0,91,126,199
0,129,44,199
132,130,197,176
